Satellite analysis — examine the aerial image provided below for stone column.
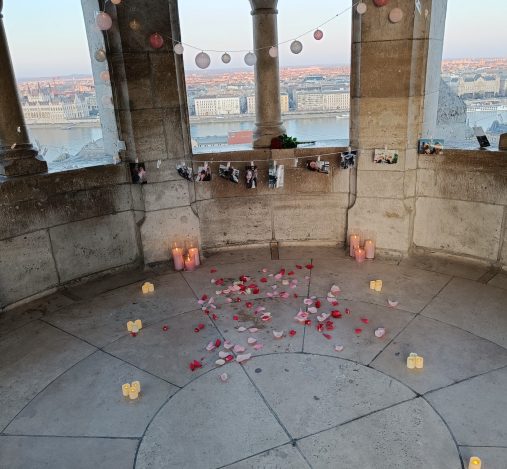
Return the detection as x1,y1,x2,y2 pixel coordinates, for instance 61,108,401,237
0,0,47,176
249,0,285,148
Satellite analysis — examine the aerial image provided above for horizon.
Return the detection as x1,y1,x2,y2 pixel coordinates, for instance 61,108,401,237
4,0,507,77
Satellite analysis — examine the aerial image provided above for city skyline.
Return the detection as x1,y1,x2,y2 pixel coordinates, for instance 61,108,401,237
3,0,507,77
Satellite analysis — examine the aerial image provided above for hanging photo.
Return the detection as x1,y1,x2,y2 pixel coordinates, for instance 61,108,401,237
374,149,399,164
269,161,285,189
176,162,193,181
245,164,258,189
195,164,212,182
219,164,239,183
473,127,491,148
418,139,444,155
130,162,147,184
340,150,357,169
306,159,329,174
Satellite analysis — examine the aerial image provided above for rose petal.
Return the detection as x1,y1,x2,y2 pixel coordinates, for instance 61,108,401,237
307,307,318,314
223,340,234,349
219,372,228,382
323,333,332,340
225,355,234,362
360,318,369,324
245,302,253,308
354,328,362,334
261,313,272,321
317,313,330,322
305,319,312,325
335,344,344,352
274,273,282,280
306,264,314,270
296,264,302,269
212,314,218,320
282,280,289,286
266,292,274,298
233,344,246,353
273,330,284,339
233,315,239,321
236,353,252,363
206,342,216,351
279,292,289,299
295,310,309,322
304,298,313,306
215,359,226,366
226,298,233,303
198,323,205,330
345,308,351,315
315,300,321,308
215,339,222,347
162,325,169,331
289,329,296,336
247,337,257,344
331,310,342,319
253,343,264,350
260,277,268,283
237,326,247,332
388,299,399,308
252,288,260,294
210,268,217,273
375,327,386,338
331,284,341,293
262,268,268,273
219,351,231,358
249,327,259,333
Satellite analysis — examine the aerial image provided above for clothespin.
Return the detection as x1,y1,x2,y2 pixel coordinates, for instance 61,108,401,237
293,158,298,167
204,161,208,170
384,144,388,151
250,161,254,167
347,146,352,153
227,161,231,169
317,155,321,162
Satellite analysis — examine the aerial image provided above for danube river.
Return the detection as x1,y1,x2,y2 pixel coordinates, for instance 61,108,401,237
28,109,507,164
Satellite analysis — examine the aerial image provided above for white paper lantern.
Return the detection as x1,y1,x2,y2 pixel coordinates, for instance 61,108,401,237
96,12,112,31
356,2,367,14
244,52,257,66
111,0,122,4
389,7,403,23
268,46,278,58
195,51,211,69
290,40,303,54
100,70,110,81
174,43,184,55
94,48,107,62
221,52,231,64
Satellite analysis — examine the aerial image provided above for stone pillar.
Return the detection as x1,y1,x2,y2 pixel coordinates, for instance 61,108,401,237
249,0,285,148
0,0,47,176
348,0,444,257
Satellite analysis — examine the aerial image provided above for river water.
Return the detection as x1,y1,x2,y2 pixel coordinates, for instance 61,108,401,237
28,109,507,166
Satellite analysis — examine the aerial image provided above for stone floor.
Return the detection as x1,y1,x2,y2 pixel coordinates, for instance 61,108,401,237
1,247,507,468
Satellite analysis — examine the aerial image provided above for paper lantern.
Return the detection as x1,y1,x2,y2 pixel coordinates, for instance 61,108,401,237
373,0,389,6
174,43,184,55
313,29,323,40
268,46,278,58
96,12,113,31
290,40,303,54
195,52,211,69
111,0,122,4
356,2,367,14
221,52,231,64
149,33,164,49
129,19,141,31
94,48,107,62
244,52,257,66
100,70,110,81
389,7,403,23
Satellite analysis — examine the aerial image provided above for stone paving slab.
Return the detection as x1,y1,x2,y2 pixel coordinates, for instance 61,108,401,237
213,297,305,356
399,254,490,281
302,299,415,365
0,435,138,469
278,245,346,261
0,320,95,431
5,351,177,438
202,247,272,266
136,366,289,469
422,278,507,348
222,444,310,469
459,446,507,469
43,274,197,348
371,316,507,394
105,310,221,387
426,367,507,446
309,258,451,313
243,354,415,439
297,398,461,469
487,272,507,290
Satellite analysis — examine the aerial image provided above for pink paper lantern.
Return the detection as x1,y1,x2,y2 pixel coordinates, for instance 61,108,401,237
373,0,389,6
96,12,113,31
149,33,164,49
313,29,324,40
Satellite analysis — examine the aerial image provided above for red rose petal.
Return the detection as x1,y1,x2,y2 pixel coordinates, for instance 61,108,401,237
331,310,342,318
304,319,312,325
288,271,294,276
210,268,217,273
131,332,137,337
234,297,241,303
345,308,351,315
215,278,224,286
252,288,260,294
306,264,314,270
233,315,239,321
162,325,169,331
214,339,221,347
260,277,268,283
332,301,339,306
360,318,369,324
315,300,321,308
198,323,205,330
323,333,332,340
225,355,234,362
201,294,208,301
204,309,210,315
354,328,362,334
316,324,324,332
246,302,253,308
289,329,297,336
194,327,200,333
212,313,218,320
294,293,299,298
296,265,303,269
325,321,334,331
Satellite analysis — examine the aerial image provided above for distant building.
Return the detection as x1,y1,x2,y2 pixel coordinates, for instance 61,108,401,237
295,90,349,111
456,74,500,98
194,96,241,116
246,94,289,114
228,130,253,145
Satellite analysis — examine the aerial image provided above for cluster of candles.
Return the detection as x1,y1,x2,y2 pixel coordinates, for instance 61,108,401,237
406,353,424,369
121,380,141,400
171,238,200,272
349,234,375,263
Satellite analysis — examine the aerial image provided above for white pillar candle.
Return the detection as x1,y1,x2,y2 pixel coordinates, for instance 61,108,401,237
122,383,131,397
349,234,360,257
188,247,200,266
131,380,141,393
364,239,375,259
172,247,184,271
129,385,139,400
468,457,481,469
355,247,366,263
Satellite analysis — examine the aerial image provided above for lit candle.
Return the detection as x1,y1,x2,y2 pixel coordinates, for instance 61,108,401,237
184,253,196,271
131,380,141,393
172,247,184,271
129,385,139,400
127,321,134,332
407,353,417,369
349,234,360,257
141,282,154,294
415,356,424,369
188,247,200,267
355,247,366,263
122,383,130,397
364,239,375,259
374,280,383,292
468,457,481,469
369,280,376,290
134,319,143,330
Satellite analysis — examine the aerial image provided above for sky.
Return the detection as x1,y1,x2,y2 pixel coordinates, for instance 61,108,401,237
3,0,507,77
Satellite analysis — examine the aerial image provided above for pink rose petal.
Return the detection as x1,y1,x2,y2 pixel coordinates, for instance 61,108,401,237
247,337,257,344
206,342,216,352
303,298,313,306
273,330,284,339
253,343,264,350
335,344,344,352
388,299,399,307
223,340,233,350
307,307,318,314
236,353,252,363
215,359,226,366
218,351,232,359
375,327,386,338
219,372,228,382
233,344,246,353
237,326,247,332
249,327,259,333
